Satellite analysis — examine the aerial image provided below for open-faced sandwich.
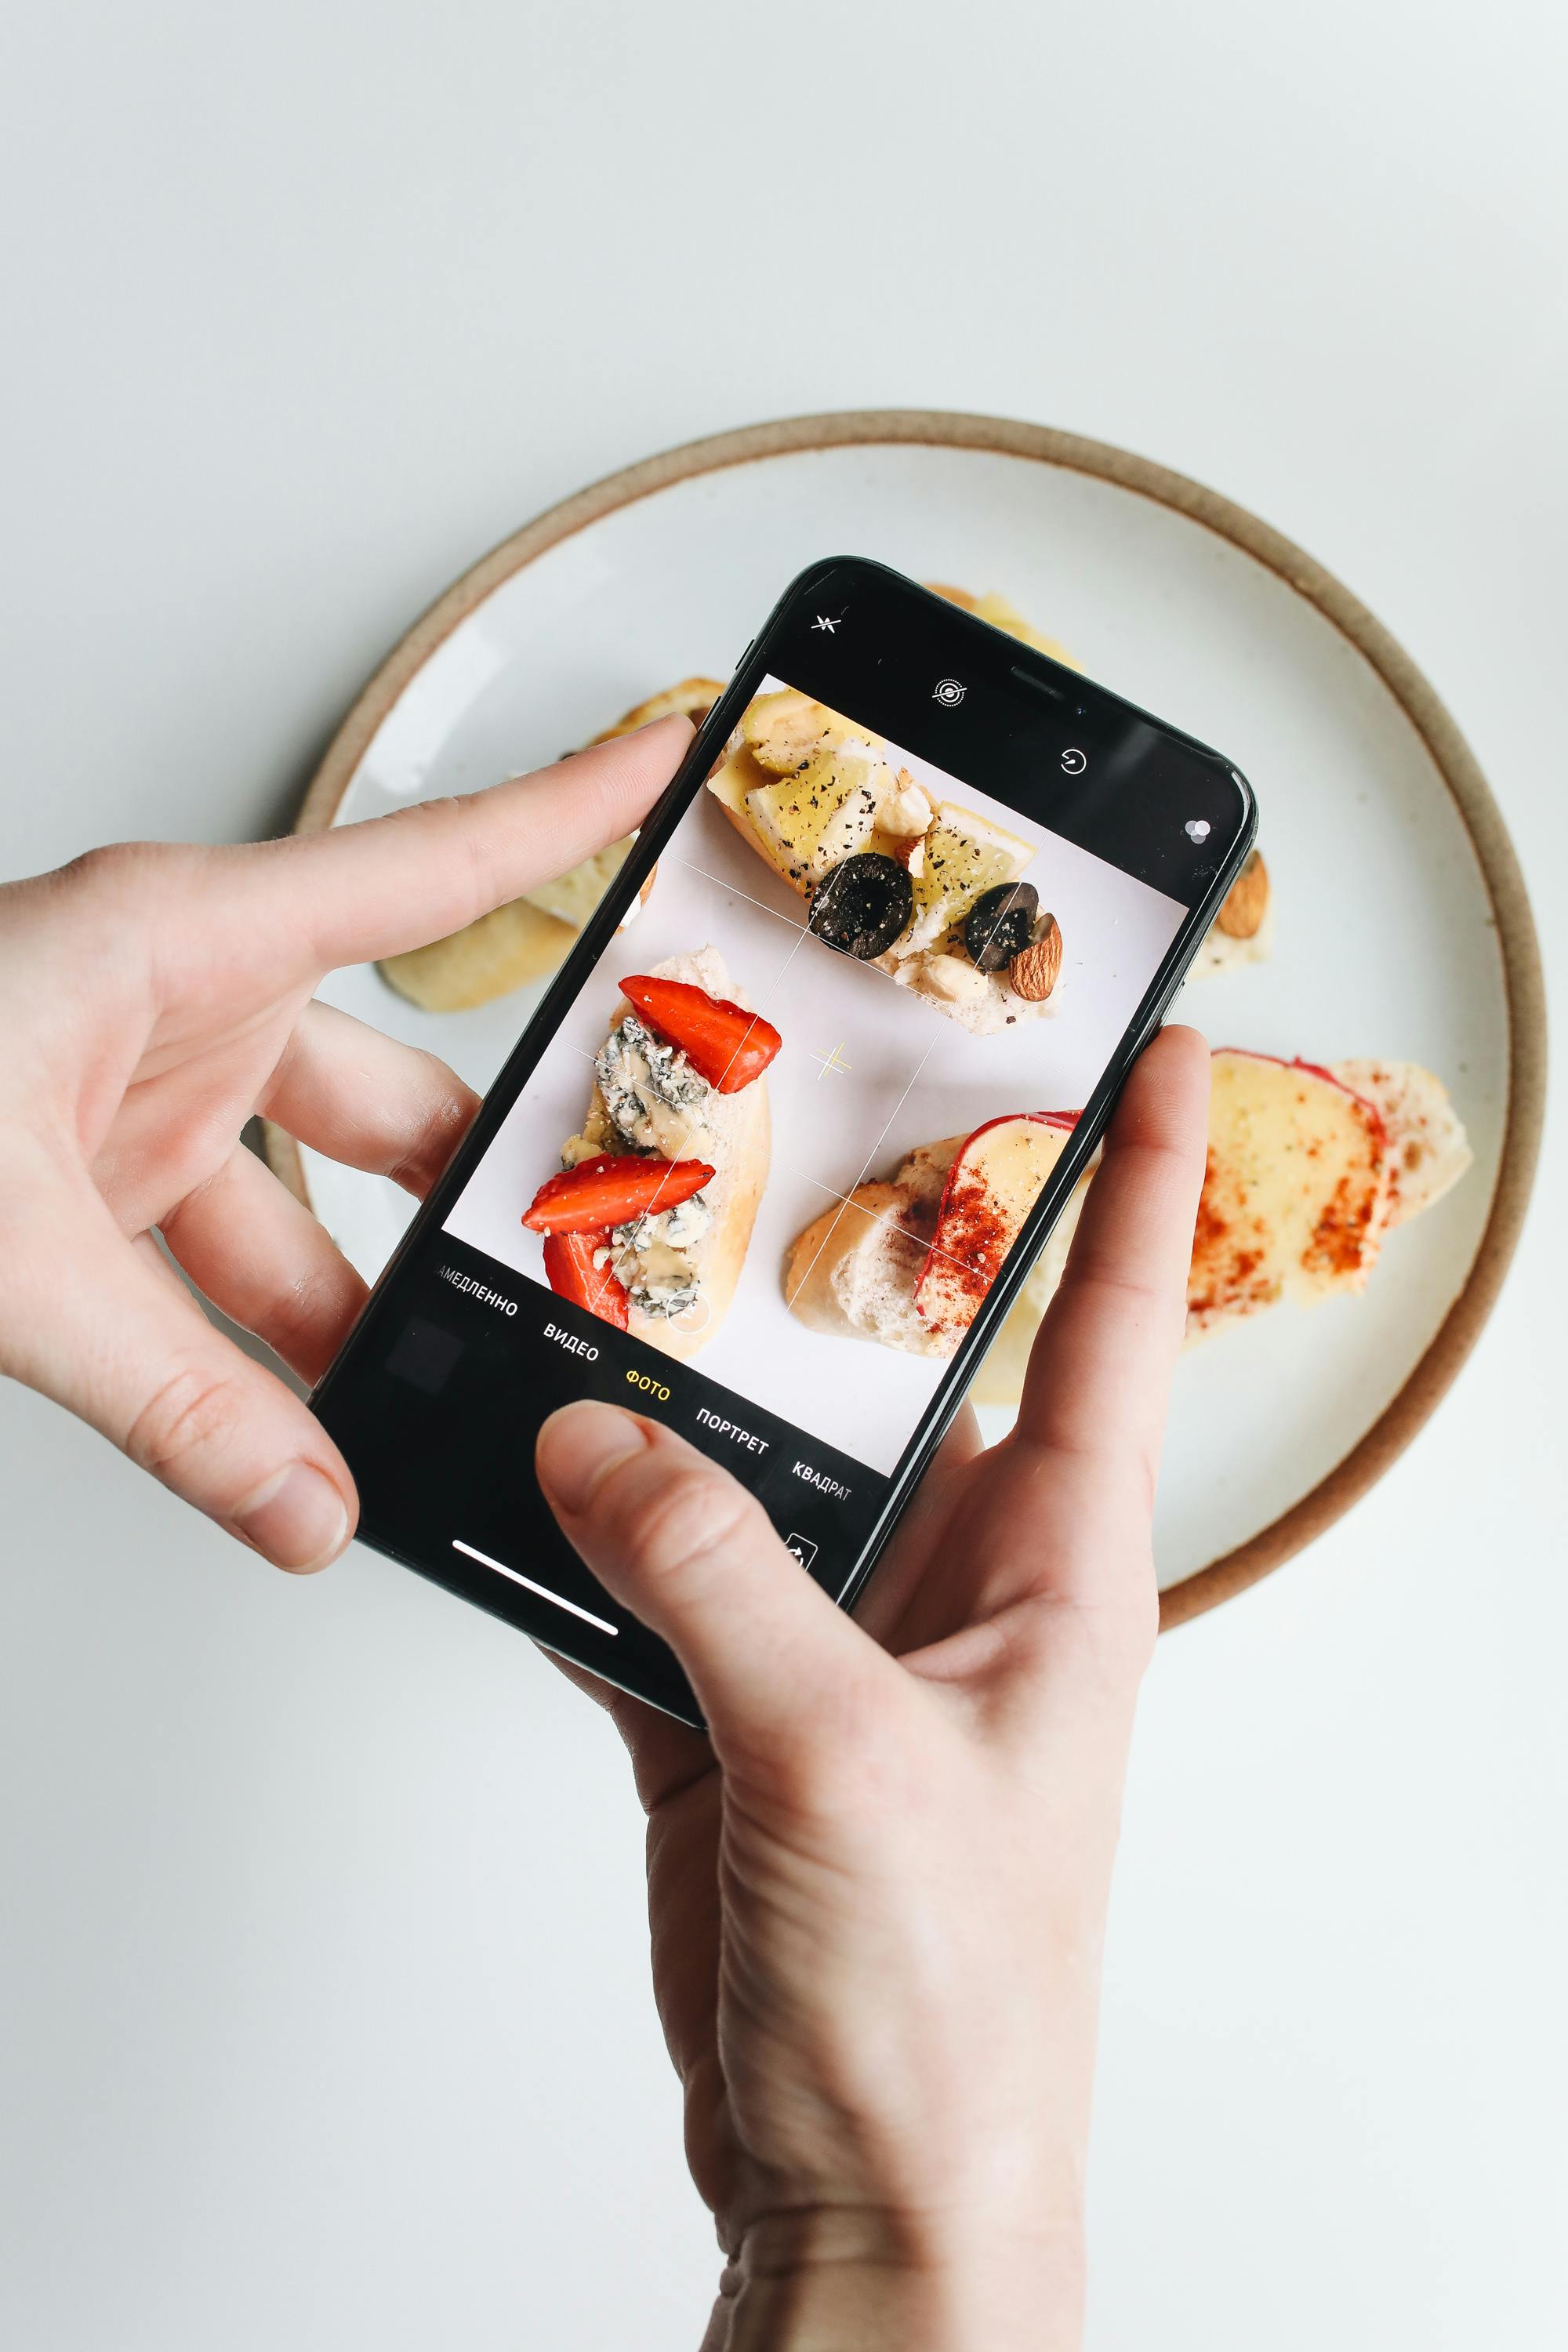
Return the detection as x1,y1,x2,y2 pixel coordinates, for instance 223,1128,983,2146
522,947,777,1359
783,1051,1471,1390
378,679,722,1011
707,688,1064,1036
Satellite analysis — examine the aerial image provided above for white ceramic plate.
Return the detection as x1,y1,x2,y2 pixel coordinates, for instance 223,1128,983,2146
271,416,1542,1620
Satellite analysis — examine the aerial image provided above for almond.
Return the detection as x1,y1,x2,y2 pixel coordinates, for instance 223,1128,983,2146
1215,848,1269,940
1009,914,1062,1000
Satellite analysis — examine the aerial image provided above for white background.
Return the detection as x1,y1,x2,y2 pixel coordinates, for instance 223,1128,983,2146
1,6,1564,2349
443,723,1183,1472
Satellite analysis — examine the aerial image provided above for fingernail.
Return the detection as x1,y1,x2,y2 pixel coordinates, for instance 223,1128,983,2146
233,1463,349,1572
536,1400,647,1513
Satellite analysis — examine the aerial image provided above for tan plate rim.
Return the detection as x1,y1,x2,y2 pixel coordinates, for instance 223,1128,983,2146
263,408,1547,1633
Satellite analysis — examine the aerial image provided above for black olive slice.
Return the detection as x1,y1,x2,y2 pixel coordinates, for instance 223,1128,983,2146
808,853,914,960
965,880,1040,971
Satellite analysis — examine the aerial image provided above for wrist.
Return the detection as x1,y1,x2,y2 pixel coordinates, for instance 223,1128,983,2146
707,2202,1085,2352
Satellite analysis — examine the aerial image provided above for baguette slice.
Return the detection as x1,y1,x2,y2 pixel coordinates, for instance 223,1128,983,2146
562,946,769,1361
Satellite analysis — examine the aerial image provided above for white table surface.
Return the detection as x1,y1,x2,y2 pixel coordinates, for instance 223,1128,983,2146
2,6,1564,2346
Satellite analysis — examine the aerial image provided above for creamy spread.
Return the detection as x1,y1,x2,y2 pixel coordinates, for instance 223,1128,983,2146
599,1192,713,1319
593,1012,713,1158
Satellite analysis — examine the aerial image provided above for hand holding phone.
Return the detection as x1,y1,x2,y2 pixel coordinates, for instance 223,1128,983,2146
535,1024,1210,2346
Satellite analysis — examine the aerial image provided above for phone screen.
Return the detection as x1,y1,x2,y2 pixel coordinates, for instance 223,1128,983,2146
313,561,1253,1720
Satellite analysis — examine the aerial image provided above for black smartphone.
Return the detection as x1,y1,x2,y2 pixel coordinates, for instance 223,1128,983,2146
311,557,1255,1726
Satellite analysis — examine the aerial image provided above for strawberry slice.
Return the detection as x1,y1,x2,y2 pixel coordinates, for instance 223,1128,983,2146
523,1151,714,1233
542,1231,630,1329
619,974,782,1094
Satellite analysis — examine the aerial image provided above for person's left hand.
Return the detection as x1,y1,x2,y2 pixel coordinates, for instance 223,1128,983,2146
0,716,689,1570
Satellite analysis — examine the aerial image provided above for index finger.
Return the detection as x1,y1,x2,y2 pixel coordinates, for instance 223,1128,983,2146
270,713,692,974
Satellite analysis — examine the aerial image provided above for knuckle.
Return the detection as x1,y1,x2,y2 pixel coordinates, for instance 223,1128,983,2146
59,841,136,895
59,840,182,903
411,1042,470,1104
125,1360,249,1482
385,1058,477,1192
269,1258,365,1369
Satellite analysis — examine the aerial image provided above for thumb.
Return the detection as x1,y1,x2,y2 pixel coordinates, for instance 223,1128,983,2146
535,1401,895,1762
5,1172,356,1571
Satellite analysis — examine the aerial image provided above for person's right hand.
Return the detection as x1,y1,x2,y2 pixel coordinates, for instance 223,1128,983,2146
536,1025,1210,2352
